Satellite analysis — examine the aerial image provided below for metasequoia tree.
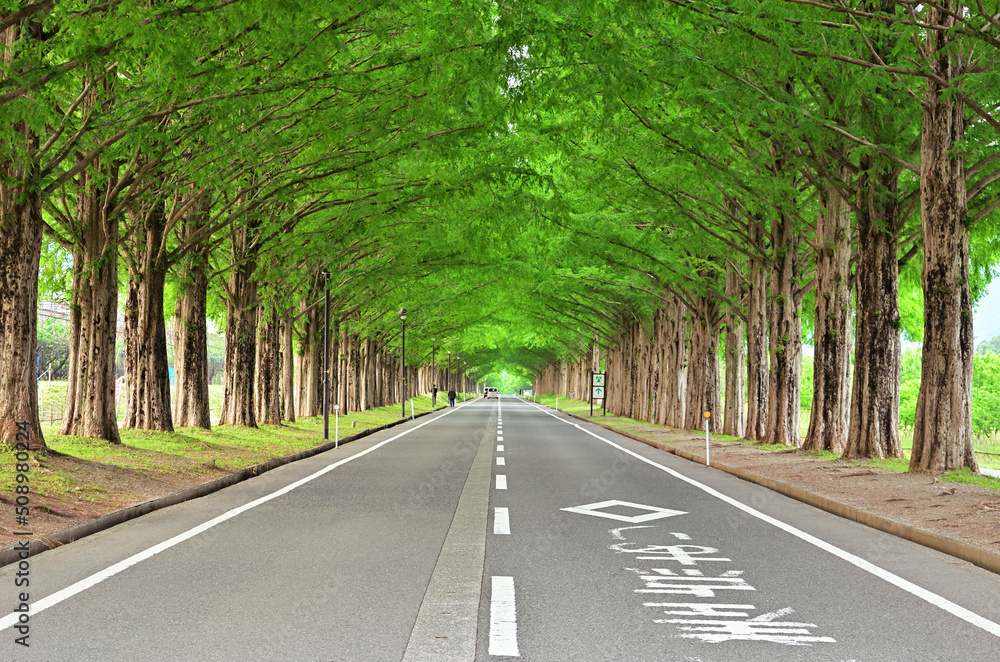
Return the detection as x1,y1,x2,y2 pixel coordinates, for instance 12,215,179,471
0,16,45,449
909,1,977,471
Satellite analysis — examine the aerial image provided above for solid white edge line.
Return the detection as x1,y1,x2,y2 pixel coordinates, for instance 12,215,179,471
489,576,520,657
0,403,470,632
517,398,1000,639
494,507,511,535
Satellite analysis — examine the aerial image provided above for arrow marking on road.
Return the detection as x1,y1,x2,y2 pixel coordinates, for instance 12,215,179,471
561,499,688,523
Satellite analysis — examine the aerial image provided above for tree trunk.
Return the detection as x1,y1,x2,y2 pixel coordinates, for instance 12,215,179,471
803,181,853,453
61,248,83,436
61,161,121,443
122,203,173,431
218,227,259,427
172,205,212,429
745,213,769,440
256,305,281,426
295,296,321,418
844,166,903,459
281,306,295,422
173,264,211,428
654,296,687,428
685,295,722,434
764,213,802,447
723,260,746,438
910,7,977,473
0,123,45,448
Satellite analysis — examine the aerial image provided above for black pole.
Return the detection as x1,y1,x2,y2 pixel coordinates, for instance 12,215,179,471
401,317,406,419
323,272,330,440
447,352,451,390
590,371,594,417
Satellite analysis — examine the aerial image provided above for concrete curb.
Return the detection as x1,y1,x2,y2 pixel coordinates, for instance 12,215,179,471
553,407,1000,577
0,407,446,568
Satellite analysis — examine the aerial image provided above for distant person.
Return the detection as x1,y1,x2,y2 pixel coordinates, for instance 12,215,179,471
448,388,457,407
431,384,438,407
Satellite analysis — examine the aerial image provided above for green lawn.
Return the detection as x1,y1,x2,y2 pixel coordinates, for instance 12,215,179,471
6,391,448,504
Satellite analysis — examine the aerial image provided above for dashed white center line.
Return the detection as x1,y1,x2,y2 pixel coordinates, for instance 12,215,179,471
498,436,504,442
497,444,504,452
496,457,506,466
489,576,520,657
494,507,511,535
496,475,507,490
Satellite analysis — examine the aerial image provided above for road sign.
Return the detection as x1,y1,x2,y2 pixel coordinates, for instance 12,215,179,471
593,386,605,399
592,373,606,387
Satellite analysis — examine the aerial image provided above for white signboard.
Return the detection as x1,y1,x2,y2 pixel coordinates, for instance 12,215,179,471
593,386,605,399
593,373,606,387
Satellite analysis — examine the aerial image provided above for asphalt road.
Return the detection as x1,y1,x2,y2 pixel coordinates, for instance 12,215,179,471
3,395,1000,661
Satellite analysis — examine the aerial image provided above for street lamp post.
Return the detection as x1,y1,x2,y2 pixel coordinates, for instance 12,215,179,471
400,308,407,419
323,271,330,440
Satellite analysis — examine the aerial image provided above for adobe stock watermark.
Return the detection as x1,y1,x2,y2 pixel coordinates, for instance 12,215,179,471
11,421,32,648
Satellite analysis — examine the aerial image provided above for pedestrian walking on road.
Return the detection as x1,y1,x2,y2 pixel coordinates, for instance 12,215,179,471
448,388,456,407
431,384,438,407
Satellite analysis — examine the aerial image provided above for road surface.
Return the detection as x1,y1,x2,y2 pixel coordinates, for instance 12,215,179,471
3,395,1000,661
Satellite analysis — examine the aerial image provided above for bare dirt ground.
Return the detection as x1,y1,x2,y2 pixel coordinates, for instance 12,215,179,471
0,452,223,549
2,421,999,563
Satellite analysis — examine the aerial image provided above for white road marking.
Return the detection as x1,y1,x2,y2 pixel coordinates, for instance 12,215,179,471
520,399,1000,639
497,445,504,452
494,507,511,535
0,404,471,632
498,436,504,441
610,525,654,540
562,499,687,523
496,475,507,490
489,576,520,657
497,457,506,466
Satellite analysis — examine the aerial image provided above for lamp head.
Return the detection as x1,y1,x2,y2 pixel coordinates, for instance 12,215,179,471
399,308,407,321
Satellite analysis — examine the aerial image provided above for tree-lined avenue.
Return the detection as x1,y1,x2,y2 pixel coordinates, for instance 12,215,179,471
3,397,999,660
5,2,1000,477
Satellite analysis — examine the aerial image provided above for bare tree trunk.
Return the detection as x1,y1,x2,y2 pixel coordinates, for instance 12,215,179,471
173,265,211,428
62,161,121,443
844,167,903,459
655,296,687,428
0,111,45,448
122,203,173,431
723,260,746,438
219,227,258,427
745,213,769,440
281,306,295,422
61,249,83,436
764,213,802,447
256,305,281,426
172,205,211,429
803,181,853,453
295,296,321,418
685,296,722,433
910,6,976,472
